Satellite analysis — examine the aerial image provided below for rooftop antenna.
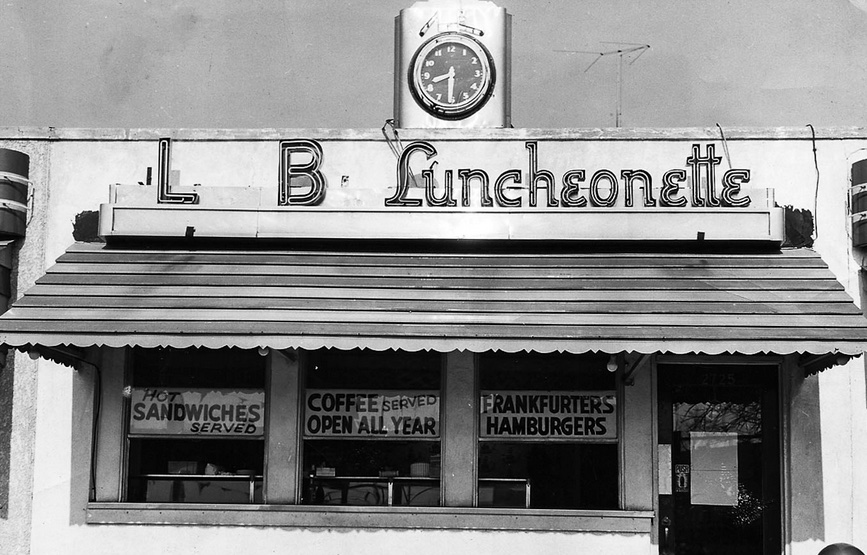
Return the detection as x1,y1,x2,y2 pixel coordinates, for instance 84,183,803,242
556,42,650,127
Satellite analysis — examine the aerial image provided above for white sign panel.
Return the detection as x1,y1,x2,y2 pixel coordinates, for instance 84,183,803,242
480,390,617,439
129,388,264,436
304,389,440,438
103,135,783,243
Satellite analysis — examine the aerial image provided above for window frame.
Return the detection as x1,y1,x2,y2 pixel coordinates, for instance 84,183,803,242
82,346,653,532
476,351,621,510
299,348,444,507
120,347,268,504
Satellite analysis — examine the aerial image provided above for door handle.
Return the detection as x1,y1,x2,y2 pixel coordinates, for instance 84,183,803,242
661,516,672,547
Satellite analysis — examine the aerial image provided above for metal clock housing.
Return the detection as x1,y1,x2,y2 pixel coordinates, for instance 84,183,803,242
410,32,495,120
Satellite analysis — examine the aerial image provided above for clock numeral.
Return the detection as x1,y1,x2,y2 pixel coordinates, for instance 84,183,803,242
427,84,434,92
471,57,478,64
474,70,482,78
446,45,456,53
434,49,442,57
425,60,435,67
423,72,430,79
462,92,469,100
462,48,467,56
470,83,478,91
436,93,442,101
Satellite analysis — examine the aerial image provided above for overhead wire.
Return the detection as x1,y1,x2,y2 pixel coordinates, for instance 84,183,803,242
807,124,820,241
715,123,732,169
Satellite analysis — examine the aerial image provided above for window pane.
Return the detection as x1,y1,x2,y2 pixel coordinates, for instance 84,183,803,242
302,349,441,507
132,347,265,388
478,352,618,510
127,438,264,503
306,348,440,389
303,439,440,506
126,347,266,504
478,442,618,509
479,352,614,390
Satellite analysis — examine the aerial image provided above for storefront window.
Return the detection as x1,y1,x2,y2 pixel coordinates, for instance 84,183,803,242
118,347,621,512
478,352,619,509
125,347,266,503
302,349,442,506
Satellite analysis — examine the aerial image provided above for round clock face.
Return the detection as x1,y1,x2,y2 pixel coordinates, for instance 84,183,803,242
410,33,494,119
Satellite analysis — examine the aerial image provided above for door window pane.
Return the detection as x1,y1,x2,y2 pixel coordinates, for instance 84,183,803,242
659,365,780,555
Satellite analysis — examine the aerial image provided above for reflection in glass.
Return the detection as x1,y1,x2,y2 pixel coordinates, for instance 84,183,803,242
674,400,762,435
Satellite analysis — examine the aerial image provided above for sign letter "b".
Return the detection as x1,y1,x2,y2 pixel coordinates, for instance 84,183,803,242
279,139,326,206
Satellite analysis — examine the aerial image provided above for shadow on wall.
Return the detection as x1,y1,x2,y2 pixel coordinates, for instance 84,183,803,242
784,205,847,545
0,358,10,520
72,211,102,243
791,370,826,544
783,206,814,248
861,269,867,410
0,251,10,520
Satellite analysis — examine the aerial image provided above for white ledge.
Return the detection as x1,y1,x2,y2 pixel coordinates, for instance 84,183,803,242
100,204,784,243
86,502,654,532
2,126,867,141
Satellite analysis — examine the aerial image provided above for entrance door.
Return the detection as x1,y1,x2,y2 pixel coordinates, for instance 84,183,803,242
657,364,780,555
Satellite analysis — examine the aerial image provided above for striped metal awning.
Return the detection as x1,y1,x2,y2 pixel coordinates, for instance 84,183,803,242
1,242,866,356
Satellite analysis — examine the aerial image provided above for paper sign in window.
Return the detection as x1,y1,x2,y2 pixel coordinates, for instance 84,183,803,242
304,389,440,438
690,431,738,506
658,444,672,495
129,388,264,437
479,390,617,440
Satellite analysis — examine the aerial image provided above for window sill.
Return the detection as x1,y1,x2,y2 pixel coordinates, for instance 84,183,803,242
86,503,653,532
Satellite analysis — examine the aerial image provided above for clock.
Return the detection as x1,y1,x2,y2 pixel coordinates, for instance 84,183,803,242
409,32,495,120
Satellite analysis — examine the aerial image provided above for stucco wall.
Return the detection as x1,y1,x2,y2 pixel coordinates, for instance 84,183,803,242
2,127,866,554
0,140,50,555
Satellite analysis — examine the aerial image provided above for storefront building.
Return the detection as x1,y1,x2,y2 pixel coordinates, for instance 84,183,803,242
2,2,867,554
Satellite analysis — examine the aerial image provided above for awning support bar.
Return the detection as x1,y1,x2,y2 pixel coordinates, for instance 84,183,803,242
622,353,651,386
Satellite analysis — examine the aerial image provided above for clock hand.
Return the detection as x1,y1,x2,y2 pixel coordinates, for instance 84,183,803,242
447,73,454,104
432,65,456,83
